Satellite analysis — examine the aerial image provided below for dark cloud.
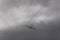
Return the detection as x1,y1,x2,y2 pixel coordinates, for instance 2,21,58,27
0,0,55,12
0,0,60,40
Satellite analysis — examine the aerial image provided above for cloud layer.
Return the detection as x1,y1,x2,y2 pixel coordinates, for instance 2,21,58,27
0,0,60,40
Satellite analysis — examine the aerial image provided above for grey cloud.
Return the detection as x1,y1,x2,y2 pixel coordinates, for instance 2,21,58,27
0,0,60,40
0,0,55,12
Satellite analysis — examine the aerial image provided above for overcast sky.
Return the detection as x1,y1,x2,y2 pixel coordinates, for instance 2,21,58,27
0,0,60,40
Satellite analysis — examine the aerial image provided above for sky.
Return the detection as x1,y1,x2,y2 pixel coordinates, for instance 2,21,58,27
0,0,60,40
